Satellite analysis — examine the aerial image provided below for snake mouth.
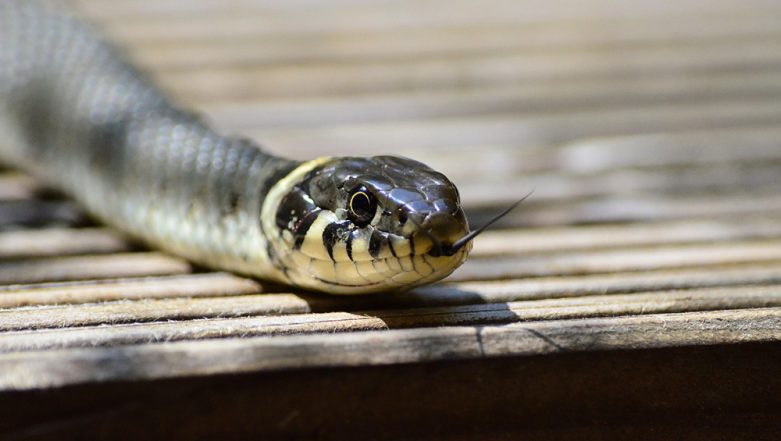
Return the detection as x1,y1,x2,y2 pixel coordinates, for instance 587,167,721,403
410,211,469,258
414,234,464,258
414,234,466,258
427,243,460,257
423,191,535,257
413,234,471,258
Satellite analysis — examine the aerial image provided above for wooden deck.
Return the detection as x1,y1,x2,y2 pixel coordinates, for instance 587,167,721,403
3,0,781,439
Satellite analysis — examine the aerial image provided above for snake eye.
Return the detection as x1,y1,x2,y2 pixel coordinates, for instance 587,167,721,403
348,187,376,227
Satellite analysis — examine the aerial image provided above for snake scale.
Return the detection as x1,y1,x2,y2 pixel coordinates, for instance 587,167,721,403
0,0,476,294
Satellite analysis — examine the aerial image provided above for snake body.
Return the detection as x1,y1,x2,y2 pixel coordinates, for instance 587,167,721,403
0,0,471,294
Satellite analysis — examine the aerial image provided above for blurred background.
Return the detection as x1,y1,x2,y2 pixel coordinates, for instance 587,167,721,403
72,0,781,281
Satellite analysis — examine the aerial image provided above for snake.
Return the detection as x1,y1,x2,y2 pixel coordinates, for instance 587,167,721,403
0,0,486,294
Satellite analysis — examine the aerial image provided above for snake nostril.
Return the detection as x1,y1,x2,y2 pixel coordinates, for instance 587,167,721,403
397,212,407,226
417,212,469,255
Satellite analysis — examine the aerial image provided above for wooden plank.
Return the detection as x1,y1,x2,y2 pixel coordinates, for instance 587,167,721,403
1,260,780,311
2,285,780,352
0,228,130,259
552,127,781,172
201,74,781,129
370,263,781,307
456,161,781,207
90,1,781,40
78,0,780,21
467,193,781,225
2,307,780,390
453,239,781,281
0,253,191,285
0,293,310,332
382,127,781,181
473,218,781,255
248,99,781,156
155,41,781,100
77,0,404,18
124,17,781,70
0,272,266,308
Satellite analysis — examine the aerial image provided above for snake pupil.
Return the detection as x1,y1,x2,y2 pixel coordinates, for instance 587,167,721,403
348,187,376,227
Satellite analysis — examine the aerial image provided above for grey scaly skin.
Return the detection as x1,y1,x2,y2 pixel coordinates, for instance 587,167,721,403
0,0,471,294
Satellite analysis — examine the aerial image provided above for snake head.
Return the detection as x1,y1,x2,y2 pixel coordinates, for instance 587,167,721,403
262,155,471,294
